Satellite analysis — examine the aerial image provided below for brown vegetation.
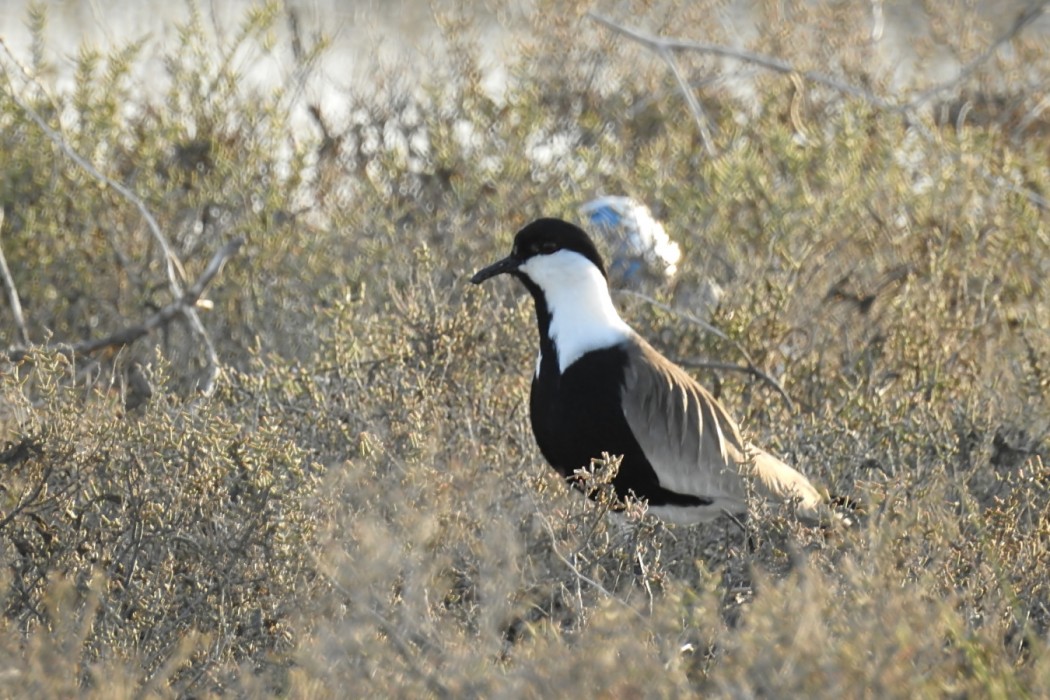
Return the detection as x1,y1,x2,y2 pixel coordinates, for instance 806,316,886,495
0,1,1048,696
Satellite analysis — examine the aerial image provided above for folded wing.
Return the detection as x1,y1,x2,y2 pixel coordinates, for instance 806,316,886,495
621,336,827,521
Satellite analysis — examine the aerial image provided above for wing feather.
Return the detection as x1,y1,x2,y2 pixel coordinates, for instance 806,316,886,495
621,335,827,521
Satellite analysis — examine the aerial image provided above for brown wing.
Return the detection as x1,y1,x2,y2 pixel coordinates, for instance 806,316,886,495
621,335,827,521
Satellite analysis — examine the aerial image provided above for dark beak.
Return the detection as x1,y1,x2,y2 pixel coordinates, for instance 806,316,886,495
470,255,520,284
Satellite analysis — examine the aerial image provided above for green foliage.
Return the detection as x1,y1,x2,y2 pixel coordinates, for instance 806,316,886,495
0,1,1048,696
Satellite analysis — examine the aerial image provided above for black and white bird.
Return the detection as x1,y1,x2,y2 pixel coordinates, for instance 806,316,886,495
471,217,831,524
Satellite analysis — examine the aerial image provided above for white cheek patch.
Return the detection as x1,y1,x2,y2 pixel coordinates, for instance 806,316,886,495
520,250,631,372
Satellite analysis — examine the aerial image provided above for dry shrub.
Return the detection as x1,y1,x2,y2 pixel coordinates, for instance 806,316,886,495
0,0,1048,697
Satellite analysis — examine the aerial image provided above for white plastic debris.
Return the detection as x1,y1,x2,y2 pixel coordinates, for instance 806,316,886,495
580,196,682,285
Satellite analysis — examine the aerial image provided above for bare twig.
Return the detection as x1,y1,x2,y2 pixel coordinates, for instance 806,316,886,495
6,239,244,390
616,289,728,340
0,40,187,295
72,237,245,356
0,208,31,346
0,38,231,392
1013,91,1050,141
532,505,647,622
593,6,1045,115
657,45,718,156
588,9,1050,213
616,289,795,412
587,11,897,110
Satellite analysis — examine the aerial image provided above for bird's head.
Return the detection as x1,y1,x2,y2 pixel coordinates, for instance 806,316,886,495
470,218,608,289
471,218,630,373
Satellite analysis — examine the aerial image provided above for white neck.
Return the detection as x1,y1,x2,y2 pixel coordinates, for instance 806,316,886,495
519,250,632,373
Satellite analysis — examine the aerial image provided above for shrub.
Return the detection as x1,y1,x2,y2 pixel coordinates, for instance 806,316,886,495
0,1,1047,696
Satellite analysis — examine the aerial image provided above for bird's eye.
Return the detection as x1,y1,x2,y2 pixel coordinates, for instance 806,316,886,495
538,241,558,255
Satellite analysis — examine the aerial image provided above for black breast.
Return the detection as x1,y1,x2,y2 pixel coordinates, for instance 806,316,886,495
529,344,712,508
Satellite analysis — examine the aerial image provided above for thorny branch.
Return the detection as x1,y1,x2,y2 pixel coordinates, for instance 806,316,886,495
587,6,1050,210
0,39,240,394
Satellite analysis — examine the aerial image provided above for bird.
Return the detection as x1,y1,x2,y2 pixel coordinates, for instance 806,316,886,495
471,217,832,525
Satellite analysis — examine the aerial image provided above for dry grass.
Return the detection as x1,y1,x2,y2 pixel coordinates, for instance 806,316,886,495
0,1,1048,696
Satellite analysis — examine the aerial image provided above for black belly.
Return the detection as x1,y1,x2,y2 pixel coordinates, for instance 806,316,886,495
529,345,711,509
